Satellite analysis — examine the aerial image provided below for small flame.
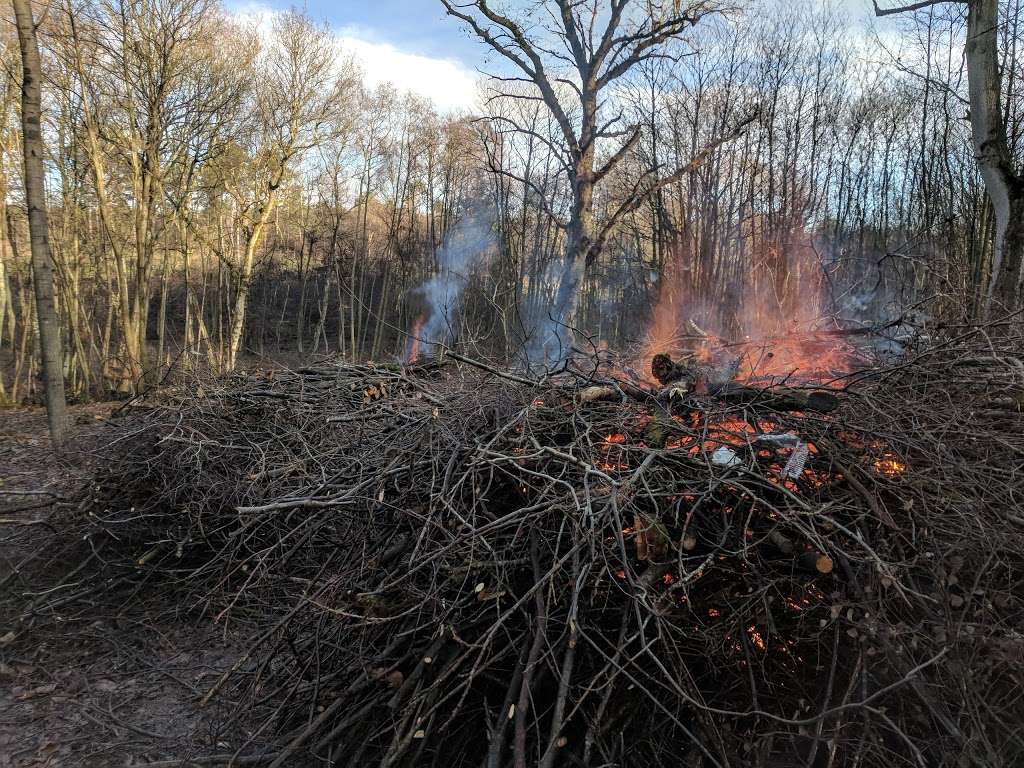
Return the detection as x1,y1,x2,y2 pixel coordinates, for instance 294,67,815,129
405,314,426,363
597,433,630,472
785,596,813,612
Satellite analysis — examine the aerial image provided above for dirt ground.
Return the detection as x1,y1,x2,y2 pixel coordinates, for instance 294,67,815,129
0,406,272,768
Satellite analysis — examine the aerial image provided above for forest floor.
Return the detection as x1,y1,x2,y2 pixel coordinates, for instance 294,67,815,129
0,405,262,768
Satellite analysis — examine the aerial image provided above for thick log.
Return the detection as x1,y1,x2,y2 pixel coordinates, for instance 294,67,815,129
650,353,840,412
578,385,620,403
708,381,840,413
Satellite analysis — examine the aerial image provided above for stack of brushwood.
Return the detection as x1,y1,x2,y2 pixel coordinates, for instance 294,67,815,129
48,330,1024,767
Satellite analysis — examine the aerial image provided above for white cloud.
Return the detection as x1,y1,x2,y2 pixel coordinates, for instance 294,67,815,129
339,34,479,114
228,3,479,114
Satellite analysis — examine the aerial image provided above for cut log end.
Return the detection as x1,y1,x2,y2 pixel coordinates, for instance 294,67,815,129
798,551,834,574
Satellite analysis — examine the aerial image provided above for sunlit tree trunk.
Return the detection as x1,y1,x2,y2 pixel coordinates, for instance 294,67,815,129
227,190,276,370
13,0,67,446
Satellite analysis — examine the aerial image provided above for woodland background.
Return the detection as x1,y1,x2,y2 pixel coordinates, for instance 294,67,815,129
0,0,1020,403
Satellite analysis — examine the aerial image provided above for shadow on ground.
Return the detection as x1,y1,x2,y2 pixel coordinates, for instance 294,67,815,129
0,406,274,767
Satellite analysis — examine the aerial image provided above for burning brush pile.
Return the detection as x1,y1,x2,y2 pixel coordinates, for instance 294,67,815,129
60,330,1024,767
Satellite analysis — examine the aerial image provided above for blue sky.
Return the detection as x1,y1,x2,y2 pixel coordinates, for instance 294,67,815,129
230,1,882,112
302,0,486,62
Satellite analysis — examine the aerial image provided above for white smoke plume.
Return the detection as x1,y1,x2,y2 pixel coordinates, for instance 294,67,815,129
408,206,495,357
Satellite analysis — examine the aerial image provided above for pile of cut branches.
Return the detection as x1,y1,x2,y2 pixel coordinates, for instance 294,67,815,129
46,330,1024,766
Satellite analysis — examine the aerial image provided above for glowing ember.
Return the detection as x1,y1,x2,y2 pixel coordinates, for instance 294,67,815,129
665,414,781,455
874,452,906,476
712,416,758,440
597,433,631,472
747,625,767,651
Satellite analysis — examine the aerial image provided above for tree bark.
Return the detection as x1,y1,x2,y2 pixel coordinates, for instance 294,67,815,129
13,0,67,446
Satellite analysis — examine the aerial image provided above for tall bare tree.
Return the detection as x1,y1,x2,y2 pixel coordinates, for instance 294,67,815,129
12,0,67,445
441,0,755,344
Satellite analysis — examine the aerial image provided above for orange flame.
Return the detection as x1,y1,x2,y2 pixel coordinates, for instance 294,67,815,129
736,333,855,384
597,433,631,472
638,243,716,380
637,226,856,385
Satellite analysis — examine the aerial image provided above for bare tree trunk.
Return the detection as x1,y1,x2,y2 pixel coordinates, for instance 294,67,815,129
966,0,1024,313
0,205,13,349
314,258,333,353
13,284,33,402
156,244,171,377
0,241,10,401
181,220,192,370
335,258,347,357
13,0,67,446
296,230,309,353
371,264,391,358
